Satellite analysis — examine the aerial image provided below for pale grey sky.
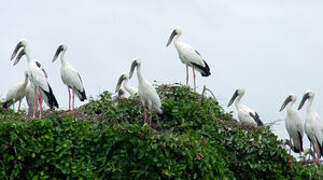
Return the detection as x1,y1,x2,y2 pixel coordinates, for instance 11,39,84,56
1,0,323,147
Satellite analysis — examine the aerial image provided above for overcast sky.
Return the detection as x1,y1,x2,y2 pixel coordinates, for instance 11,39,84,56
1,0,323,149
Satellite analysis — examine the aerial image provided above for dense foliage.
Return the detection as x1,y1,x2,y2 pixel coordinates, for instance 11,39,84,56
0,84,321,179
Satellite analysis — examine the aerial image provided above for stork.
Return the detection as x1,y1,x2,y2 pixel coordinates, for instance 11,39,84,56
52,44,87,113
117,87,127,98
280,94,304,155
115,73,138,97
129,58,162,126
227,88,264,127
298,90,323,162
2,71,29,111
25,60,50,116
13,46,58,119
166,28,211,92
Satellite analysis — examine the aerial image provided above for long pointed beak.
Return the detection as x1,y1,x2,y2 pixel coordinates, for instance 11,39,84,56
52,46,63,63
228,90,239,107
298,93,310,110
115,75,125,93
11,42,24,61
13,49,26,66
166,30,177,47
280,96,292,112
129,61,137,79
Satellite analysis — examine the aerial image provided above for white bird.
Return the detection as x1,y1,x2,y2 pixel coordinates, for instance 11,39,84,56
52,44,87,113
117,87,127,98
298,90,323,162
227,88,264,127
166,28,211,91
129,58,162,126
280,94,304,155
2,71,29,111
115,73,138,97
25,60,50,117
12,41,58,119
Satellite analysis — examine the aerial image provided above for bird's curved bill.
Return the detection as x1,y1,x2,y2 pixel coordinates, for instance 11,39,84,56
166,30,177,47
129,61,137,79
280,96,292,112
11,42,23,61
52,46,63,62
298,93,310,110
13,49,26,66
228,90,239,107
115,74,125,93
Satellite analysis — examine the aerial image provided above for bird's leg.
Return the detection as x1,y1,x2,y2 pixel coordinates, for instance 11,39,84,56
192,66,196,92
67,86,71,111
18,100,21,112
308,143,312,161
186,65,189,86
12,103,15,112
33,88,37,118
149,108,152,127
39,89,43,119
72,88,75,114
142,104,147,125
289,137,293,155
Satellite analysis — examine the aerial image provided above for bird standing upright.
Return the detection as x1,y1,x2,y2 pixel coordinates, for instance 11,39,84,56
280,94,304,155
52,44,87,113
12,41,58,119
166,28,211,91
227,88,264,127
129,58,162,126
298,90,323,162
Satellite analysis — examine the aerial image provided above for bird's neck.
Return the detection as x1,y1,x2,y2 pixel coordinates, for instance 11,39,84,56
286,102,294,112
173,35,180,47
136,65,144,83
123,79,131,91
234,96,243,109
23,74,29,88
60,51,67,64
306,99,314,113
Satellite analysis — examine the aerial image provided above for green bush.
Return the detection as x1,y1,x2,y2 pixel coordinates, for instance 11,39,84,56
0,84,320,179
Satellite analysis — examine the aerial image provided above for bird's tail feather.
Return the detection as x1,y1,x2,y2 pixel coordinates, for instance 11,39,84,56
2,99,13,109
191,60,211,77
41,85,59,109
76,89,87,102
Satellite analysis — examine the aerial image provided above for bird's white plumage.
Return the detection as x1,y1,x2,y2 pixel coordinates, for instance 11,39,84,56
53,44,85,95
130,58,162,114
174,41,206,68
228,89,262,126
298,90,323,160
4,73,29,107
281,94,304,152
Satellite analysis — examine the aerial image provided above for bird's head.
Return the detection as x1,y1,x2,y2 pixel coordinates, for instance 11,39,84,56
11,39,27,61
129,58,141,79
166,28,182,47
52,44,67,63
13,48,27,66
280,94,297,112
115,73,130,93
227,88,245,107
298,90,314,110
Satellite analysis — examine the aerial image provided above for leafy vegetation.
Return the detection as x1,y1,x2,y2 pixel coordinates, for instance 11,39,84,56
0,84,321,179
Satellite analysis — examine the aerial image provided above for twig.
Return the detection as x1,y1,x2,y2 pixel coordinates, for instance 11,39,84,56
201,85,217,104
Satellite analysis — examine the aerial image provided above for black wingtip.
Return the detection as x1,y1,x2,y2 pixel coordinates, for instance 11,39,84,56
192,60,211,77
2,100,10,109
249,112,264,127
78,90,87,102
42,85,59,109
